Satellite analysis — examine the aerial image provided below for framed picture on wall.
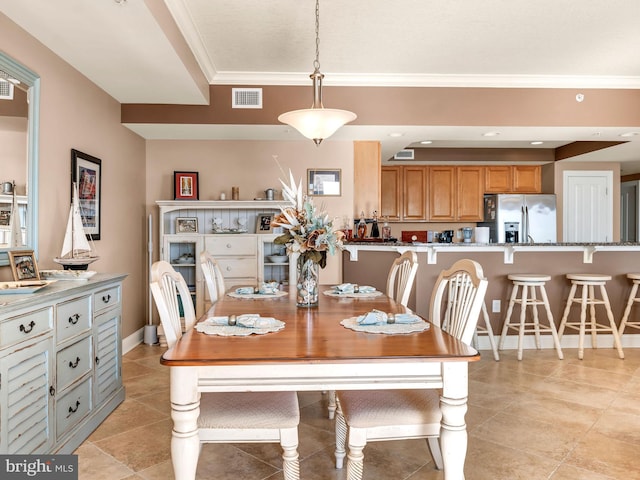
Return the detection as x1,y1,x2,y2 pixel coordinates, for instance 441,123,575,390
72,149,102,240
8,249,40,281
307,169,341,196
174,171,199,200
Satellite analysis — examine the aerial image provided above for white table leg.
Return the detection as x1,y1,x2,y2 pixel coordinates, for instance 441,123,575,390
170,367,200,480
440,362,469,480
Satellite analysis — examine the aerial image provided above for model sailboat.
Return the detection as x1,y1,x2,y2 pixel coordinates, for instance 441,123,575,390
53,182,99,270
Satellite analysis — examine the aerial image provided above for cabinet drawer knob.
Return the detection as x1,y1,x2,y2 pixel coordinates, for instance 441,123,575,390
226,243,232,248
67,400,81,417
226,266,232,272
69,356,81,369
19,320,36,334
49,386,55,397
102,294,112,303
95,356,100,365
68,313,80,325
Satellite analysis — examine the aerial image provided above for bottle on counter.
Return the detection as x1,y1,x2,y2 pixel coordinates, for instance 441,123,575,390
371,210,380,238
382,216,391,240
357,211,367,239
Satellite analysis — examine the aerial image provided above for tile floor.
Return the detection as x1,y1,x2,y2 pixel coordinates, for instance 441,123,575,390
76,345,640,480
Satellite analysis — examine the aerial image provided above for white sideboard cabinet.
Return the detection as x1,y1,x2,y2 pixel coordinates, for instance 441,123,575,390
157,201,295,315
0,273,126,454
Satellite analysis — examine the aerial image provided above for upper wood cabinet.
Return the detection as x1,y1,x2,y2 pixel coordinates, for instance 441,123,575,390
429,166,456,221
485,165,541,193
403,166,428,221
457,166,485,221
353,141,381,217
380,166,427,221
380,166,401,221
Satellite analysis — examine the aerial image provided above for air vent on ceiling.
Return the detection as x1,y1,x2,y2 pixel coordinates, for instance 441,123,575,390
0,70,14,100
393,149,414,160
232,88,262,109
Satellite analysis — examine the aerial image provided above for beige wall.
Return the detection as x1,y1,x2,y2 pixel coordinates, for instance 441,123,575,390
0,13,148,338
145,140,355,284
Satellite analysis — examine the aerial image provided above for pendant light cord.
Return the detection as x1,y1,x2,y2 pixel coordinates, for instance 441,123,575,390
313,0,321,73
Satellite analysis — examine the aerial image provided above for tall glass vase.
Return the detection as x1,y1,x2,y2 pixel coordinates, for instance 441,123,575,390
296,255,319,307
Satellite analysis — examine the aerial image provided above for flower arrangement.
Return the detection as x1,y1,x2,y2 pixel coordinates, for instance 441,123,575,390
272,170,344,268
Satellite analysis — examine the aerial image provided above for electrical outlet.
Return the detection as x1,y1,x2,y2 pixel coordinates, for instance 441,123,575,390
492,300,501,313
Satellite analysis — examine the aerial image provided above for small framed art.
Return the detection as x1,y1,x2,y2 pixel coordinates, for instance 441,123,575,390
307,169,341,196
176,217,198,234
256,213,274,234
8,249,40,281
174,171,199,200
72,149,102,240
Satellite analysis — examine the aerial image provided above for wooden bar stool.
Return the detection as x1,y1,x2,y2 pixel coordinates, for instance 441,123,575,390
499,274,563,360
558,273,624,360
618,273,640,338
474,302,500,361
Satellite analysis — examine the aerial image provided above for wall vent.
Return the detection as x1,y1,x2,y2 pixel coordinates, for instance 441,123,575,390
393,149,415,160
232,88,262,109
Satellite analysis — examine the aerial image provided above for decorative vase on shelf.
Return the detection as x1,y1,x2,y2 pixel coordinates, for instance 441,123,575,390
296,256,319,307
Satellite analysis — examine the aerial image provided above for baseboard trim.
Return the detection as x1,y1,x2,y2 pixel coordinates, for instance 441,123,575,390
476,333,640,351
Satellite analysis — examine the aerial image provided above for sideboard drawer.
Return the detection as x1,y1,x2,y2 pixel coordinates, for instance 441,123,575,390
56,296,92,344
217,257,257,278
1,307,53,349
94,285,121,313
206,235,257,256
56,336,92,392
56,377,92,440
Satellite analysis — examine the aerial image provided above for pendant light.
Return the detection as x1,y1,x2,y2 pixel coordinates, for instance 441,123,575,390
278,0,357,145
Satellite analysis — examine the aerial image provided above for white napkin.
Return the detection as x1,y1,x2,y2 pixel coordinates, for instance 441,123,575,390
207,314,280,328
334,283,376,294
357,309,421,325
235,286,255,294
258,281,279,295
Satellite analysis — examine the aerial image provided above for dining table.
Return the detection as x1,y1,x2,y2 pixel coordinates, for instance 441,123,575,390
160,285,480,480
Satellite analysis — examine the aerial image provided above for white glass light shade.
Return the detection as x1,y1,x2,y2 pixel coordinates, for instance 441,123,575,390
278,108,357,145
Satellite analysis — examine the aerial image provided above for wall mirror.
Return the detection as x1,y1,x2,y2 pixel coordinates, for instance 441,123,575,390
0,51,39,265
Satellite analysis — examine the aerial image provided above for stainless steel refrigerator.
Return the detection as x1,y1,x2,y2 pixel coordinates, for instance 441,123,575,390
478,194,556,243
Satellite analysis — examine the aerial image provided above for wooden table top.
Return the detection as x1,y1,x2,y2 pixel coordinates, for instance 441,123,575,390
161,287,480,367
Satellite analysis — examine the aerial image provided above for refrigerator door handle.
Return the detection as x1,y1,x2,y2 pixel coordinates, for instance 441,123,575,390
524,205,533,242
521,205,526,243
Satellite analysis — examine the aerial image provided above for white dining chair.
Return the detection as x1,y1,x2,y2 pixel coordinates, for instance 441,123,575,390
334,259,487,479
386,250,419,307
200,250,226,304
327,250,420,420
150,260,301,480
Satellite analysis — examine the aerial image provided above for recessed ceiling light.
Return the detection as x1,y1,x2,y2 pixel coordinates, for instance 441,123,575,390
620,132,640,138
530,141,544,145
420,140,433,145
482,131,500,137
388,132,404,137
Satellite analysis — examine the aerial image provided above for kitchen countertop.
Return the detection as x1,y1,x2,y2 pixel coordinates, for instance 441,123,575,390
343,241,640,264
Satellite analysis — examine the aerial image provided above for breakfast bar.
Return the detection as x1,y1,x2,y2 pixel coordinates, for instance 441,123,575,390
343,243,640,350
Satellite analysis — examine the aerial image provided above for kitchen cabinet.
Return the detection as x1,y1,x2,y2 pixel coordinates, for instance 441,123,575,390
428,166,456,221
381,166,427,222
0,274,126,454
354,141,381,217
404,167,428,221
457,166,485,221
381,166,401,221
485,165,541,193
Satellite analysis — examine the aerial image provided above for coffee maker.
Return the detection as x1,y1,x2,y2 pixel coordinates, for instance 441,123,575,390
504,222,519,243
438,230,454,243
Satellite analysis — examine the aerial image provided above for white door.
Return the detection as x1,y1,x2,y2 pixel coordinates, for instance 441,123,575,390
621,181,639,242
563,171,613,242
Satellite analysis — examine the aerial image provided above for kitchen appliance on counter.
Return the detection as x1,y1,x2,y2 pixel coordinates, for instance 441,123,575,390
438,230,454,243
478,194,556,243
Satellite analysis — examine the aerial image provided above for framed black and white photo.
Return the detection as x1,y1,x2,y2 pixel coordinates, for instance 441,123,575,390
307,169,341,196
256,213,274,234
176,217,198,234
72,149,102,240
8,249,40,281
